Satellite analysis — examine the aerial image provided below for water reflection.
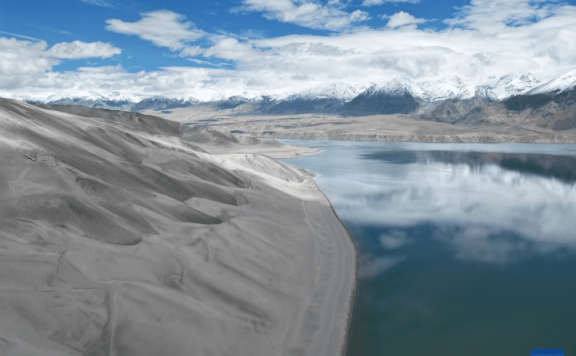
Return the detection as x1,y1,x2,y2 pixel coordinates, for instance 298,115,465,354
279,140,576,356
362,150,576,183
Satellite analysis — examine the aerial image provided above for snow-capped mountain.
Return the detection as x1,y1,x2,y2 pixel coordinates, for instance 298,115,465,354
474,73,540,100
131,96,199,112
526,69,576,95
344,77,421,116
360,74,539,102
417,77,475,101
46,95,199,112
287,83,364,102
362,77,424,98
31,71,576,119
47,96,135,111
355,75,537,103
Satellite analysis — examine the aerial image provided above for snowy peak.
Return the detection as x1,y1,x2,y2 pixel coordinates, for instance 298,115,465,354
526,69,576,95
361,76,476,102
46,95,200,112
364,77,424,98
289,83,364,101
416,77,475,102
475,73,540,100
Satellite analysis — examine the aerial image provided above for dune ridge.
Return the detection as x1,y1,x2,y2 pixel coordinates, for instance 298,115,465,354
0,99,356,356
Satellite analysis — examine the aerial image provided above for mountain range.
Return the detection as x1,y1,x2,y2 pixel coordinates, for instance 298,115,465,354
30,70,576,130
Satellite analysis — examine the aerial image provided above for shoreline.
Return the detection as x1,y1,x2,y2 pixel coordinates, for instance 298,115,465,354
154,108,576,145
204,147,358,356
311,178,359,356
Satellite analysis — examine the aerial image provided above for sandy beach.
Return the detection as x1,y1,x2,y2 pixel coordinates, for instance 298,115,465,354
0,99,356,356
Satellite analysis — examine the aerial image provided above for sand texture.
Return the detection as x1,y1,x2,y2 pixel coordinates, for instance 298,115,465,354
152,106,576,143
0,99,356,356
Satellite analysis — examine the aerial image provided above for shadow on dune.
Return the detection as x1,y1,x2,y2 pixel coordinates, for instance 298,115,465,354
0,99,252,246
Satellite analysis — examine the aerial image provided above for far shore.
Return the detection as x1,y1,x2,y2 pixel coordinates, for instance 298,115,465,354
151,106,576,144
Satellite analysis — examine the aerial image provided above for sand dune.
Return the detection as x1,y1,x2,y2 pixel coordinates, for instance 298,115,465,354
0,99,356,356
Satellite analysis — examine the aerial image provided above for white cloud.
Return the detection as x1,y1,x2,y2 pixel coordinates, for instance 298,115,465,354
48,41,121,59
0,38,55,76
204,38,260,61
236,0,370,31
80,0,112,7
0,37,121,92
446,0,554,32
385,11,427,28
363,0,419,6
3,0,576,101
380,230,414,249
105,10,205,51
358,256,405,279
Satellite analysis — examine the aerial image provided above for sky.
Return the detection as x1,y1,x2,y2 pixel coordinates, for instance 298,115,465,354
1,0,576,101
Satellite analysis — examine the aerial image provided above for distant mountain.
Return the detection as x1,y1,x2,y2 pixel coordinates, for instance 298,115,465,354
32,71,576,126
474,73,540,100
416,77,475,102
46,95,199,112
214,96,255,110
526,69,576,95
344,78,420,116
256,83,364,115
131,96,199,112
288,83,363,101
47,96,135,111
417,70,576,129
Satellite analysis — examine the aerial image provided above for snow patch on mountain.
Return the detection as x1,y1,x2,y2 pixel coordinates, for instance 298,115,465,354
526,69,576,95
288,83,365,101
363,74,539,102
417,77,475,101
363,77,425,98
475,73,540,100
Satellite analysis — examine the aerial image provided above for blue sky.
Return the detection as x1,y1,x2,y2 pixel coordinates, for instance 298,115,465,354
1,0,576,100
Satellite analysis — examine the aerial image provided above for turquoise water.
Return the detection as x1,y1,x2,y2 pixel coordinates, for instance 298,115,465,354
279,140,576,356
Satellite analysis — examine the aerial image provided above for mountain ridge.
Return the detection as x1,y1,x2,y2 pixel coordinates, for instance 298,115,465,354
27,70,576,124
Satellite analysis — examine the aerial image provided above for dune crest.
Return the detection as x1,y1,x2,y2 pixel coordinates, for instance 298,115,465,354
0,99,356,356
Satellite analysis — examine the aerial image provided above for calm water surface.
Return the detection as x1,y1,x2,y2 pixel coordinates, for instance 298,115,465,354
279,140,576,356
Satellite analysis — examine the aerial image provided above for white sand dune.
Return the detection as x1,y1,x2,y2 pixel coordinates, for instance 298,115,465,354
0,99,356,356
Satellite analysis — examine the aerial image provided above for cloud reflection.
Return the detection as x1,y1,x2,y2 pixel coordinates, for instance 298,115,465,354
358,256,406,279
282,142,576,265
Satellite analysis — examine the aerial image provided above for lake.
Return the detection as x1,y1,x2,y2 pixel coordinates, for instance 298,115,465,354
279,140,576,356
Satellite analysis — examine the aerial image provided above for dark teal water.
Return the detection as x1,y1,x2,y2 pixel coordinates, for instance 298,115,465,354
279,140,576,356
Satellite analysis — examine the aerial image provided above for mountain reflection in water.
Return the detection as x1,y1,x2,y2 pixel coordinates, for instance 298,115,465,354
279,140,576,356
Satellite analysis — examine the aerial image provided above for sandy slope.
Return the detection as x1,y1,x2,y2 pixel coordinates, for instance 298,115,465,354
0,99,356,356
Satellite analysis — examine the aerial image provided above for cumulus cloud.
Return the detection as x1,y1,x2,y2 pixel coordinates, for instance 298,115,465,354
235,0,370,31
243,0,576,85
0,38,56,76
106,10,205,51
446,0,554,32
385,11,427,28
4,0,576,100
204,38,261,61
0,37,121,93
363,0,419,6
